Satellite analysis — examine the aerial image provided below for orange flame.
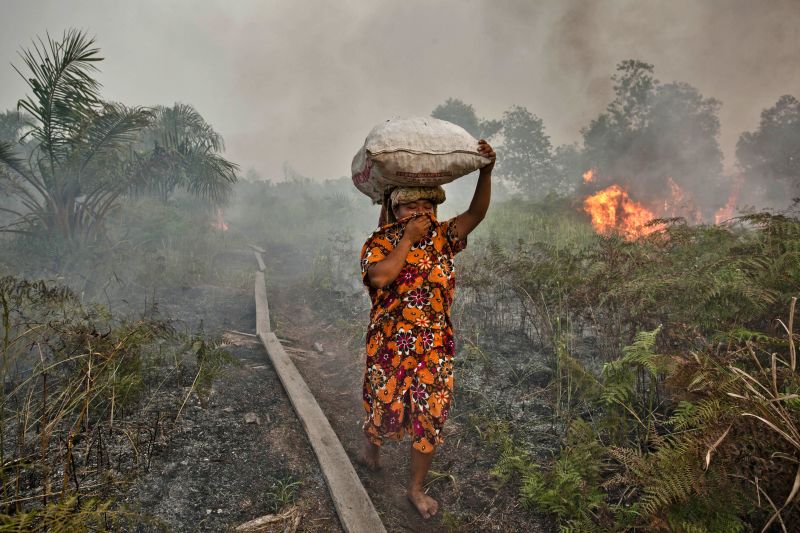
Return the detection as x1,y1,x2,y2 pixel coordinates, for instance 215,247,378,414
714,176,743,224
663,177,686,216
583,169,595,183
583,184,658,240
211,208,229,231
663,177,703,223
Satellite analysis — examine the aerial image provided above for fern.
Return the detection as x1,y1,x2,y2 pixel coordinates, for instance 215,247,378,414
460,204,800,529
519,420,607,528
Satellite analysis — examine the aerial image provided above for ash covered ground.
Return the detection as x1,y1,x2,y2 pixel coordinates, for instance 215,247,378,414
120,251,341,532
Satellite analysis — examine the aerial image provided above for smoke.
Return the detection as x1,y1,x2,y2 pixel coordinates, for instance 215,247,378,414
0,0,798,184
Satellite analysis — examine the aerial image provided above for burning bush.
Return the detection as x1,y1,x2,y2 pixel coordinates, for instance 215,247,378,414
459,203,800,530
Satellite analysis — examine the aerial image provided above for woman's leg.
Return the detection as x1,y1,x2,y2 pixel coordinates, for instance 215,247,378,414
407,446,438,518
361,434,381,470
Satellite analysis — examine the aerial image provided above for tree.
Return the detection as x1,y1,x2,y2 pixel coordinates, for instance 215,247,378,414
736,95,800,203
582,60,657,175
131,103,238,203
497,105,556,198
0,110,30,144
552,143,585,194
431,98,501,140
581,60,723,212
645,81,723,209
607,60,657,132
0,30,153,243
0,110,30,197
0,31,239,245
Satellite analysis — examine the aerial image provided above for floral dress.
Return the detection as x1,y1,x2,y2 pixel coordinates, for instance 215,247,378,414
360,213,466,453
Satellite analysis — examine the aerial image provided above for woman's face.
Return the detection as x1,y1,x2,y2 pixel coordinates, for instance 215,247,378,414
393,199,435,220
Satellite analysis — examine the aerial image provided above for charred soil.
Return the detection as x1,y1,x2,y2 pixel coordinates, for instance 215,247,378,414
267,276,554,532
120,251,341,532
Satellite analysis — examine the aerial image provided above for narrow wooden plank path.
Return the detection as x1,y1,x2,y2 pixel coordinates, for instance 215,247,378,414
252,255,386,533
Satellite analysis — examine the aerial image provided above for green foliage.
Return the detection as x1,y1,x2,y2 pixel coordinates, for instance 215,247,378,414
188,330,236,404
487,420,536,483
0,30,238,250
0,275,200,526
482,418,606,531
0,110,29,144
737,94,800,203
463,198,800,530
497,105,558,199
265,476,302,513
0,496,112,532
467,208,800,362
520,420,607,530
490,325,755,531
431,98,502,140
0,192,249,301
0,29,154,243
131,103,238,204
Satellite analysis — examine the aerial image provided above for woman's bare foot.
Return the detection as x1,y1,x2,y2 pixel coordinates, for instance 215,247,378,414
360,437,381,471
407,488,438,519
407,446,437,518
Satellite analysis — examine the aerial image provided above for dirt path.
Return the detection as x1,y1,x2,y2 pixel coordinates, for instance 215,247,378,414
269,284,550,532
124,246,550,531
122,251,342,532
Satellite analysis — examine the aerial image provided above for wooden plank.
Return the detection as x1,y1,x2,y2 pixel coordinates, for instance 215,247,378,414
254,271,271,335
252,274,384,532
253,251,266,272
259,332,386,533
247,243,266,254
253,267,385,532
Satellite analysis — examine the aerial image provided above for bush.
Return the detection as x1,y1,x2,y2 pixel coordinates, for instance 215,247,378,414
460,198,800,530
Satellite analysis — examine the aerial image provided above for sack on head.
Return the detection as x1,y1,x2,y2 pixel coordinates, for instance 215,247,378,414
352,117,491,204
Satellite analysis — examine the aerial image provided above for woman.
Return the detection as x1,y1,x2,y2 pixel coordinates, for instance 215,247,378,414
359,139,496,519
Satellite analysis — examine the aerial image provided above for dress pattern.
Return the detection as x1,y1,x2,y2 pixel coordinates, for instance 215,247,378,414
360,213,466,453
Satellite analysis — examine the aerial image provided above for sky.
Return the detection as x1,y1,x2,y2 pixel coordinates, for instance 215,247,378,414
1,0,798,180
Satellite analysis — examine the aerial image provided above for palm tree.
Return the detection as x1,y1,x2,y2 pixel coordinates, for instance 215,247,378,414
0,110,30,144
132,103,238,204
0,29,153,243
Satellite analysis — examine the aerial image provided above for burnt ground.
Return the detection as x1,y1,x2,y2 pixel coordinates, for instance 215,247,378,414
266,272,555,531
117,244,555,532
119,250,342,532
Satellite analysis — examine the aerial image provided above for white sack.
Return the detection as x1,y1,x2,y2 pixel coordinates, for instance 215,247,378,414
352,117,491,204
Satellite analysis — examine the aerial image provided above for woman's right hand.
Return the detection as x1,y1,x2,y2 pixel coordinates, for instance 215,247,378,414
402,215,432,244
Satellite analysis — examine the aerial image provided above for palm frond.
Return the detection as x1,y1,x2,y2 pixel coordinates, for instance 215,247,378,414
150,103,224,152
0,140,49,201
0,140,30,178
183,145,239,204
13,29,102,164
78,103,153,172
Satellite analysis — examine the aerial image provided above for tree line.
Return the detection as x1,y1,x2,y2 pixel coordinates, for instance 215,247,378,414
0,29,238,246
432,60,800,212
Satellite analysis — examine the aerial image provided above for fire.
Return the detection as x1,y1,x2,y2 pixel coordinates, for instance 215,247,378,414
580,168,742,238
583,184,658,240
714,175,743,224
663,177,703,223
211,208,229,231
664,177,686,216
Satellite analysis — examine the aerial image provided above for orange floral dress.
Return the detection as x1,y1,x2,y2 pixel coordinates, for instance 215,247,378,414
360,213,466,454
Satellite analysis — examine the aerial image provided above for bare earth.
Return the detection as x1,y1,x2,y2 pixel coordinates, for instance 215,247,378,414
121,251,342,532
122,247,550,532
269,282,551,532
